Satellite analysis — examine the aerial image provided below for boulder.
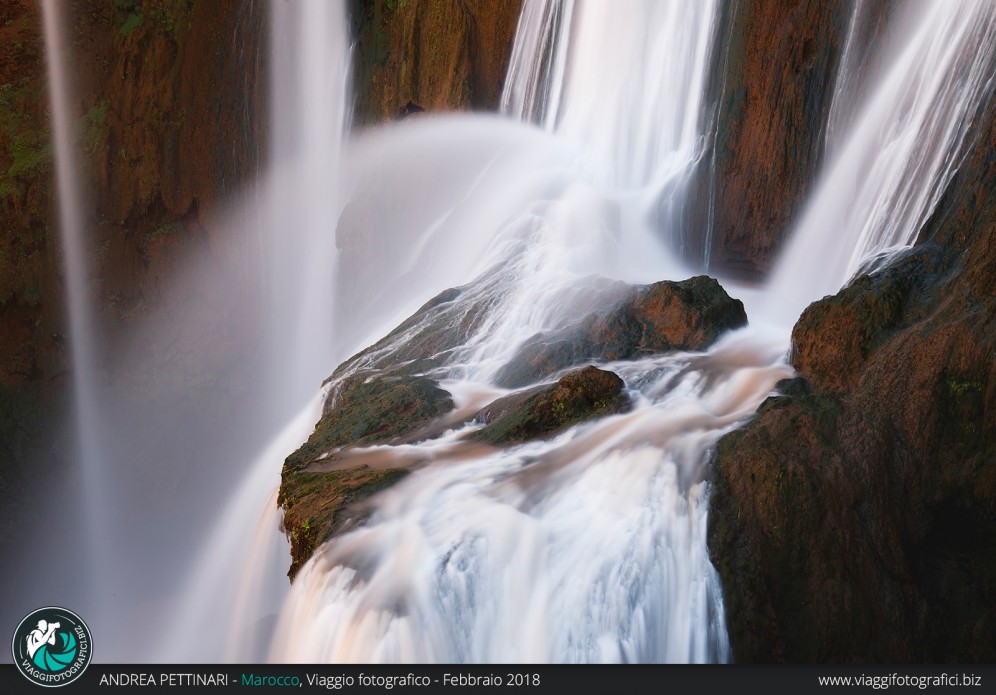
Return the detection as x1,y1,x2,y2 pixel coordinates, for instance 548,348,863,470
279,467,409,580
496,275,747,387
279,373,453,578
470,366,630,446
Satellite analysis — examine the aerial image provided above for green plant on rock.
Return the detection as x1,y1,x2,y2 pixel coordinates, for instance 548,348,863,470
0,80,51,196
946,377,983,398
77,101,109,156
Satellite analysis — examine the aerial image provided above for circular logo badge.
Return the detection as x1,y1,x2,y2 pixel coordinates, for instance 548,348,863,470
12,607,92,687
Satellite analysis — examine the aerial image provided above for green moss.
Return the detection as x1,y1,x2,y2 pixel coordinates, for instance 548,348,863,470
472,367,629,446
77,101,109,157
280,466,410,579
943,375,986,449
947,378,983,398
284,375,452,472
120,11,144,37
0,80,51,196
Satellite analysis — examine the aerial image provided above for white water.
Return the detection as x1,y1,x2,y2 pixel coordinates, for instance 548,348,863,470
40,0,110,598
257,0,996,664
765,0,996,324
270,334,791,663
262,0,743,663
263,0,351,411
501,0,574,128
151,0,353,659
158,392,322,662
29,0,996,665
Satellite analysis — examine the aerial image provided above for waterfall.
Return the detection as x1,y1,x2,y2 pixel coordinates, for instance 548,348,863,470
27,0,995,666
765,0,996,324
259,0,995,664
40,0,110,599
500,0,574,128
264,0,746,664
155,0,352,661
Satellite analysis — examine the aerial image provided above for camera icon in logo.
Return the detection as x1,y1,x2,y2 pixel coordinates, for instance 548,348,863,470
12,607,92,687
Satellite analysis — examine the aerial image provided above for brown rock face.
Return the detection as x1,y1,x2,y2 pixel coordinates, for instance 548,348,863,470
0,0,266,574
702,0,852,278
708,97,996,662
496,276,748,387
471,365,630,446
0,1,266,388
71,1,266,330
349,0,522,124
0,0,62,385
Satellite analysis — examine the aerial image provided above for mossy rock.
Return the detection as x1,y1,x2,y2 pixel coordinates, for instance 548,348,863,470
285,374,454,473
280,467,409,580
470,366,630,446
278,371,454,577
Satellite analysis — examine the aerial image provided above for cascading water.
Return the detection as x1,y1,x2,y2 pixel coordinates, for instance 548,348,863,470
39,0,111,603
256,0,996,664
25,0,996,666
262,0,741,663
156,0,352,661
500,0,574,128
765,0,996,324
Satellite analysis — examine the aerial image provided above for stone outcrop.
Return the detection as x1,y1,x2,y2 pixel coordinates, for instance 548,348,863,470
471,366,630,446
278,369,454,579
349,0,522,125
284,375,454,474
279,466,410,580
708,94,996,662
279,271,747,576
496,276,747,387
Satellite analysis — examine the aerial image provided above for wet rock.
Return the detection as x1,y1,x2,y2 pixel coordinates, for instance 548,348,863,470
470,366,630,446
791,245,951,394
496,276,747,387
398,100,426,119
279,467,409,580
284,375,454,474
708,99,996,662
279,371,453,578
349,0,522,125
702,0,855,278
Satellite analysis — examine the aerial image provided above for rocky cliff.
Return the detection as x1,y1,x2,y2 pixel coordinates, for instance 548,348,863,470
708,85,996,662
0,0,266,560
349,0,522,125
702,0,900,279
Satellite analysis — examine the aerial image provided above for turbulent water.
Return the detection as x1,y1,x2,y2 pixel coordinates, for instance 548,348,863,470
27,0,996,665
260,0,996,664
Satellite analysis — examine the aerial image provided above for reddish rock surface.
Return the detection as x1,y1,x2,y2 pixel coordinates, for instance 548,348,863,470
349,0,522,125
471,365,630,446
496,275,748,387
703,0,851,279
708,96,996,663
